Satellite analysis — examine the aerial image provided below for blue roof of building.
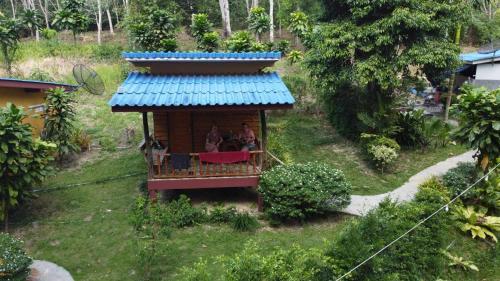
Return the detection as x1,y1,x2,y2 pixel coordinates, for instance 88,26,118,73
122,51,281,60
0,77,77,88
109,72,294,108
460,51,500,64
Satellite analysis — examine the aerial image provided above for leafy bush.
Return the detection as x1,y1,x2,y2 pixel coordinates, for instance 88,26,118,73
367,144,398,171
190,13,212,41
225,31,254,52
287,50,303,65
452,85,500,171
230,212,259,232
127,7,179,51
199,31,219,52
180,241,337,281
208,204,237,224
250,42,267,52
415,177,450,205
259,162,351,222
393,109,427,147
0,233,32,281
29,68,53,81
91,44,124,61
40,28,57,40
274,40,291,54
326,196,450,281
52,0,89,40
452,205,500,242
1,104,55,230
442,162,479,198
423,117,452,148
164,195,207,228
72,127,91,152
43,87,78,160
360,133,400,171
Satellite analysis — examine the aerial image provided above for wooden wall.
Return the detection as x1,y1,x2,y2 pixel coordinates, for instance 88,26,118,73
0,87,47,136
152,110,260,153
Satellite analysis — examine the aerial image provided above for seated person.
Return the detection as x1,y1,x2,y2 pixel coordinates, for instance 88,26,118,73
238,123,256,151
205,124,223,152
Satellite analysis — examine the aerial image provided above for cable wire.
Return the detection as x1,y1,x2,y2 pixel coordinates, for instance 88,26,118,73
335,162,500,281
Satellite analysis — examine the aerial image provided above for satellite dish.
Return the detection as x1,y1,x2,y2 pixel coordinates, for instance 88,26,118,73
72,64,105,95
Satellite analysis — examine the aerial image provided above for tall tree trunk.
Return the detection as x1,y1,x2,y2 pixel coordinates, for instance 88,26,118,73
444,24,462,122
96,0,103,45
219,0,231,37
245,0,250,15
38,0,50,28
106,9,114,34
9,0,16,19
35,29,40,41
277,0,282,38
252,0,259,7
269,0,274,42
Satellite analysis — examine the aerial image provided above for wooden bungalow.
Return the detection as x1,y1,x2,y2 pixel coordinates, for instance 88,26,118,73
109,52,294,202
0,77,77,135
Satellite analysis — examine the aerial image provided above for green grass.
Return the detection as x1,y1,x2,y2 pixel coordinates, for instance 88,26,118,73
11,150,351,281
268,113,468,195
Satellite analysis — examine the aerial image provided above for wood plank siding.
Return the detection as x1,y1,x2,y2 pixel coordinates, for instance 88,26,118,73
153,110,260,153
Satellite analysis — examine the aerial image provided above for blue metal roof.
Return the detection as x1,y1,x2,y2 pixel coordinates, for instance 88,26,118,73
0,77,77,88
109,72,294,108
122,51,281,60
460,51,500,63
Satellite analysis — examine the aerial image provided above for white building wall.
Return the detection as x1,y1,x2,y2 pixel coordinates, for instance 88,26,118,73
476,63,500,80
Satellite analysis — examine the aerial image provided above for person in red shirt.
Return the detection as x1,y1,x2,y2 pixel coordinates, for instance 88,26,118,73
238,123,256,151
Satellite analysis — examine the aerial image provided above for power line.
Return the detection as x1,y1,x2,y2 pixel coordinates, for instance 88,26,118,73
335,163,500,281
32,171,146,193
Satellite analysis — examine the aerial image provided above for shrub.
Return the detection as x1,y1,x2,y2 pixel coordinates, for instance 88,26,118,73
40,28,57,40
415,177,450,205
164,195,207,228
127,7,179,51
247,6,270,42
452,205,500,242
199,31,219,52
208,205,237,224
225,31,254,52
91,43,123,61
360,133,400,171
367,144,398,171
442,162,479,198
29,68,53,81
43,87,78,160
393,109,427,147
274,40,291,54
0,233,32,281
230,212,259,232
326,197,450,280
259,162,351,222
287,50,303,65
179,241,337,281
72,127,91,152
190,13,212,41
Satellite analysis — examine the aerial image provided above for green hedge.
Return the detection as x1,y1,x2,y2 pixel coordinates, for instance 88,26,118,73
259,162,352,222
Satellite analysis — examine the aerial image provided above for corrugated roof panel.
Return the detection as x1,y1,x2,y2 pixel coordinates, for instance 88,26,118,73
460,51,500,63
109,72,294,108
122,51,281,60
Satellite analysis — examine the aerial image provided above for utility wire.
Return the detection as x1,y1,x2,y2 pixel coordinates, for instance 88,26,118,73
32,171,146,193
335,162,500,281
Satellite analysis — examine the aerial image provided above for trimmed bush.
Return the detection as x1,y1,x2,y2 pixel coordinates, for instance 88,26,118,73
442,162,479,198
325,195,450,280
164,195,207,228
259,162,351,222
360,133,400,171
0,233,32,281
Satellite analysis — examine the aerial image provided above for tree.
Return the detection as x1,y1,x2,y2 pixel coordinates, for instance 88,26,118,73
20,9,43,41
52,0,89,41
305,0,469,138
452,85,500,172
288,11,310,45
0,16,20,75
0,104,55,231
225,30,254,52
199,31,220,52
127,7,179,51
42,87,78,161
190,13,212,41
269,0,274,42
218,0,231,37
248,6,270,42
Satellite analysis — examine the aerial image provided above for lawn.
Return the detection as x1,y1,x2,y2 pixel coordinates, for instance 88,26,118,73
11,150,351,281
268,113,468,195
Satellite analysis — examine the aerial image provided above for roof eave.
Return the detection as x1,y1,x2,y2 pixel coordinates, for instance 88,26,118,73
111,104,294,113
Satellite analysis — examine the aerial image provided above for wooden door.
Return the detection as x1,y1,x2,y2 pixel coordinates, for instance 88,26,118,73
168,112,192,153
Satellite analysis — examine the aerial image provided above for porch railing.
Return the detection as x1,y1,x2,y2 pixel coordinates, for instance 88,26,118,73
150,151,263,179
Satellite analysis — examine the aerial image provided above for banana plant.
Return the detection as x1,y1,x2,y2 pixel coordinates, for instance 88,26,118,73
453,205,500,242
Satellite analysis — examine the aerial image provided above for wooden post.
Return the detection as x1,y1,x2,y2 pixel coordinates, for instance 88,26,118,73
142,112,154,177
259,110,267,167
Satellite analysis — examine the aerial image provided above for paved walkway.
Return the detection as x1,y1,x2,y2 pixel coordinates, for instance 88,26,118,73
342,150,475,216
29,260,74,281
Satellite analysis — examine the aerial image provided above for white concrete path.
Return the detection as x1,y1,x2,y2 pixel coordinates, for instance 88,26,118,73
29,260,74,281
342,150,475,216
